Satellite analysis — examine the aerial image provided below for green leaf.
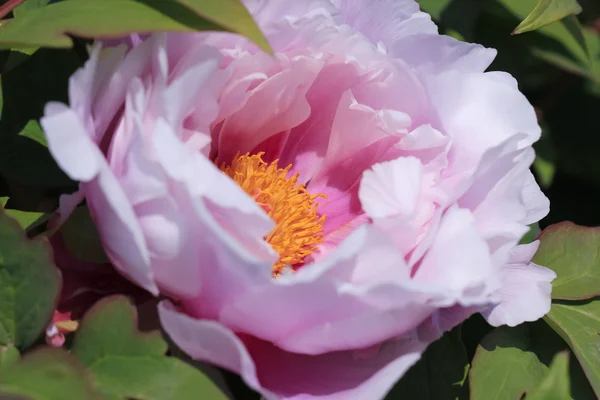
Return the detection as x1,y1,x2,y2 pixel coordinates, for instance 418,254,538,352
59,206,109,264
416,0,452,20
527,352,571,400
469,321,594,400
513,0,582,34
521,223,541,244
0,344,19,370
0,347,101,400
13,0,50,18
545,300,600,398
387,326,469,399
18,120,47,147
71,296,228,400
470,325,548,400
0,0,271,53
498,0,596,80
532,222,600,300
1,197,49,231
0,207,61,349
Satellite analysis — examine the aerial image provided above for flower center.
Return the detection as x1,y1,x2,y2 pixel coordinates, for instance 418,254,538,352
219,152,326,276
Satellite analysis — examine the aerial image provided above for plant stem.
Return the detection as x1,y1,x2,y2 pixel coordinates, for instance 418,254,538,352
0,0,27,20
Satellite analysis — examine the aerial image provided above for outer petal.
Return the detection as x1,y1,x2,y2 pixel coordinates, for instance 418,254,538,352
482,241,556,327
331,0,437,48
521,170,550,225
159,301,429,400
149,117,277,303
41,103,157,294
390,34,496,74
425,70,541,170
42,103,103,182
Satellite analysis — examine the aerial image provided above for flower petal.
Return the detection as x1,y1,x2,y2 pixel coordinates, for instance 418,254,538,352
359,156,423,218
332,0,437,48
482,241,556,327
159,300,429,400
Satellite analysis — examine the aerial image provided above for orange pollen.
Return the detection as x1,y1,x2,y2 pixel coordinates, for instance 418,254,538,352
219,152,326,276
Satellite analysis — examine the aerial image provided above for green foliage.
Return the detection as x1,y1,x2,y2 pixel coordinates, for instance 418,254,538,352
469,321,594,400
0,207,60,350
513,0,583,34
545,300,600,398
387,326,469,399
1,197,47,231
71,296,228,400
0,0,271,53
470,325,549,400
0,344,19,369
527,352,571,400
533,222,600,300
0,347,101,400
18,120,48,147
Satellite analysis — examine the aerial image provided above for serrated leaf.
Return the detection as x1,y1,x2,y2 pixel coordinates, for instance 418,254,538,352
527,352,571,400
59,206,109,264
387,326,469,399
513,0,582,34
0,347,101,400
0,207,61,349
71,296,227,400
0,0,271,53
545,300,600,398
532,222,600,300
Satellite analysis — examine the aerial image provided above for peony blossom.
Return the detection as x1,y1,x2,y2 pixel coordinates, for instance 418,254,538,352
41,0,555,398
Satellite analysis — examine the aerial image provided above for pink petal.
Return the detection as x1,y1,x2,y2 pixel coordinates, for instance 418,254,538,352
482,242,556,327
159,301,429,400
425,70,541,170
359,156,423,218
217,56,322,163
332,0,437,48
218,226,434,355
278,63,361,182
521,171,550,225
413,206,496,305
390,34,496,74
41,103,103,182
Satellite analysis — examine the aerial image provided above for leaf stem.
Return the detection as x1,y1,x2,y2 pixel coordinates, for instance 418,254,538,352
0,0,26,20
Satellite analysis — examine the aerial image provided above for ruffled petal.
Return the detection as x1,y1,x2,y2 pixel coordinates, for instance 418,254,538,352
482,242,556,327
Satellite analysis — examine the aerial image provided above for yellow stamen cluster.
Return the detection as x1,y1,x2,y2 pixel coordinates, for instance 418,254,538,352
219,153,326,276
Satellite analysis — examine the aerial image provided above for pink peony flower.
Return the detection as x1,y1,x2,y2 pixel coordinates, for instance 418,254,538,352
41,0,555,398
